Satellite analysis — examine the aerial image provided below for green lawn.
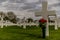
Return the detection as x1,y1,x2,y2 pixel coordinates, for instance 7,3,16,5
0,25,59,40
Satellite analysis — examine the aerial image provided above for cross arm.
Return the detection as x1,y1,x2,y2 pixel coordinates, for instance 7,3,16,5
35,11,43,16
48,11,56,16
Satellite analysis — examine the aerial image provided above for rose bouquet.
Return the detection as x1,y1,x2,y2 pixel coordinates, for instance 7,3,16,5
39,18,47,28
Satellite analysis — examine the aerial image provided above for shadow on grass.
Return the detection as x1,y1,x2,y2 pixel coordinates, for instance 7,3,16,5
1,26,47,40
24,33,41,38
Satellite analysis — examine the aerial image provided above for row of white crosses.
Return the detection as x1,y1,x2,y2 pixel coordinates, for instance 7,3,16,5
0,12,15,28
35,1,58,36
17,17,39,29
0,13,39,29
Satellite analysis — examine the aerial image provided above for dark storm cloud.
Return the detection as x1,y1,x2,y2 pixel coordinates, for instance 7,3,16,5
2,0,41,11
49,3,60,7
8,0,26,3
21,3,36,10
0,0,7,3
0,0,60,12
16,0,26,3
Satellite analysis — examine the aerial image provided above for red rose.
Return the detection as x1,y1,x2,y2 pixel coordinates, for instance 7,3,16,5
39,18,47,23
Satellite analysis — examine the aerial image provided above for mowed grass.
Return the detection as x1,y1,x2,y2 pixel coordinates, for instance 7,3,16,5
0,25,59,40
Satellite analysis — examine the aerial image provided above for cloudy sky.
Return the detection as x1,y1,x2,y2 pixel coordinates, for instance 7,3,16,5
0,0,59,11
0,0,60,19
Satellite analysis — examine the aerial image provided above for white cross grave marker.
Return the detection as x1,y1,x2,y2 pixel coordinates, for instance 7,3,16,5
0,12,5,28
35,1,58,36
1,16,4,28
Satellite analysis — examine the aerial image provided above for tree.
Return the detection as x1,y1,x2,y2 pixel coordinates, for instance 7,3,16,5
48,17,55,23
6,11,17,23
0,12,5,20
3,16,9,21
27,18,33,23
0,12,5,17
7,12,16,20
